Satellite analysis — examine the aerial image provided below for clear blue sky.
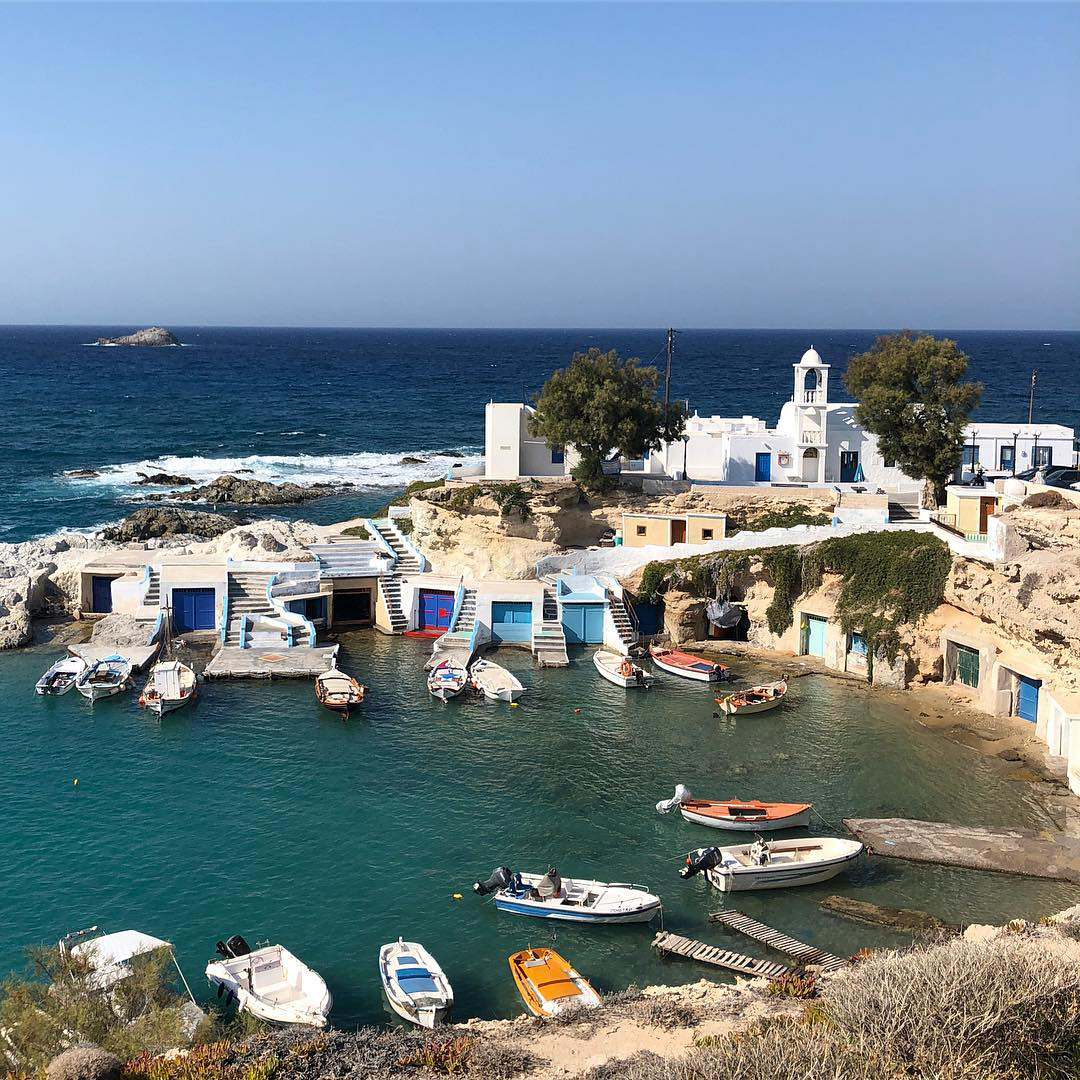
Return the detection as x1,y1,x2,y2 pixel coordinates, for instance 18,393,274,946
1,2,1077,329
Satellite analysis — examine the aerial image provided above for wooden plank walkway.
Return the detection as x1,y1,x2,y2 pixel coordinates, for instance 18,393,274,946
708,910,849,971
651,931,790,979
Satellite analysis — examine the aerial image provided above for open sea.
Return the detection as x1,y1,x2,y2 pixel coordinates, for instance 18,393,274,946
1,327,1079,1027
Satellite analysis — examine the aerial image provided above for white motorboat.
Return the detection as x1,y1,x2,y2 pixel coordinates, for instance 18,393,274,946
378,939,454,1028
36,655,87,696
205,935,331,1027
470,658,524,702
680,837,863,892
75,654,132,702
427,658,469,701
593,649,653,688
140,660,197,716
473,866,662,924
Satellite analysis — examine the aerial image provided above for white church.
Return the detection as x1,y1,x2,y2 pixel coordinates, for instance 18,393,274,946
481,345,1075,489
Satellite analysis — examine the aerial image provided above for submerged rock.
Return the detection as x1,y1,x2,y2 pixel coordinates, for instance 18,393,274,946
63,468,100,479
820,895,960,935
100,507,242,542
133,471,195,487
145,473,348,506
95,326,179,347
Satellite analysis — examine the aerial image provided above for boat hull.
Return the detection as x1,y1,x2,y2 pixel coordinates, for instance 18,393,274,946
149,694,195,716
593,650,653,688
716,682,787,716
36,679,76,696
704,843,862,892
76,681,126,702
649,649,724,682
680,806,812,832
509,948,600,1018
493,897,660,923
379,940,453,1029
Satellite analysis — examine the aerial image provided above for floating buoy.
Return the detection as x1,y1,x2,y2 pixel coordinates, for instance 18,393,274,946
509,702,519,708
574,708,581,714
73,778,79,787
452,893,463,901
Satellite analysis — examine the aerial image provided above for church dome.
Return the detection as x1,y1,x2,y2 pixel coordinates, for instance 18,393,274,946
799,346,822,367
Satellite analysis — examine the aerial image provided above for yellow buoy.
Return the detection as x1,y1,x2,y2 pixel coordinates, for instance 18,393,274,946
452,893,463,901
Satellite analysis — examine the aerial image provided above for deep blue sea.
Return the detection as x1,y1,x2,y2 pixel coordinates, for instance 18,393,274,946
1,326,1077,543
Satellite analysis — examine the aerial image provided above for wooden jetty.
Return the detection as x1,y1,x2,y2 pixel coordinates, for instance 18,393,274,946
708,909,849,971
205,645,340,679
844,817,1080,885
651,931,790,979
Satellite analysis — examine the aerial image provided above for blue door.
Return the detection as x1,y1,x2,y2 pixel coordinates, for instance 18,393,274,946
172,588,216,633
91,575,114,613
491,601,533,643
419,590,455,632
840,452,860,483
1016,676,1040,724
563,603,605,644
802,614,827,658
755,452,771,482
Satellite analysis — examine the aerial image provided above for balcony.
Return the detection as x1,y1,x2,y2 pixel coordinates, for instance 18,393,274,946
802,390,824,405
797,429,824,446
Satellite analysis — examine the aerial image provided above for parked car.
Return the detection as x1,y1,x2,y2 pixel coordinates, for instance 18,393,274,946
1013,466,1080,488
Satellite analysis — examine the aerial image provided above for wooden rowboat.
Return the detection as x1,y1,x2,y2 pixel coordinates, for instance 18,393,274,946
593,649,653,688
715,680,787,716
315,668,366,713
508,948,600,1018
657,785,811,831
649,646,727,682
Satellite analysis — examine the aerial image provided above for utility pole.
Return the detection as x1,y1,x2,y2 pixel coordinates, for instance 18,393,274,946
664,328,675,409
1028,369,1037,425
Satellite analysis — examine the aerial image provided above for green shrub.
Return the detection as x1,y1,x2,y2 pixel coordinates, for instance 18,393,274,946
373,477,445,518
766,971,818,999
488,484,531,520
338,524,370,539
726,504,833,536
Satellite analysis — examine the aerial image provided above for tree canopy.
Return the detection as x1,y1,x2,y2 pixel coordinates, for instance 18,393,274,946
844,332,982,501
529,347,685,488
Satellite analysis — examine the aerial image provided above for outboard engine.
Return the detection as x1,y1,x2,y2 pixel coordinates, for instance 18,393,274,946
216,934,251,959
679,847,723,879
473,866,512,896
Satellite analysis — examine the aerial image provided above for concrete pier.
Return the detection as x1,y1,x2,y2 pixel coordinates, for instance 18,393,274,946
204,645,340,679
845,817,1080,884
69,644,159,672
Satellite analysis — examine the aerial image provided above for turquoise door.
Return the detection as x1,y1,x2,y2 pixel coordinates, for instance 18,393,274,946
491,601,533,644
755,453,771,482
1016,676,1040,724
563,603,605,644
802,614,827,658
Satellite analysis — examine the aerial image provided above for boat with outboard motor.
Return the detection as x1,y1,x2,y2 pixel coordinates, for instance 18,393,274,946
473,866,662,923
680,837,863,891
427,658,469,701
205,934,332,1027
509,947,601,1018
656,784,811,831
470,658,525,702
36,654,87,696
140,660,198,716
378,939,454,1028
593,648,653,688
649,646,727,682
715,680,787,716
75,654,132,702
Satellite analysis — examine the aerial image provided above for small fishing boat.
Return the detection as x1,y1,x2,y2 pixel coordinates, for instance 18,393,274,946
427,658,469,701
75,654,132,702
140,660,197,716
205,935,331,1027
715,680,787,716
314,667,365,714
378,939,454,1028
593,649,653,689
470,658,525,702
474,866,662,924
656,784,811,831
36,654,87,696
649,646,727,682
509,947,600,1019
680,836,863,892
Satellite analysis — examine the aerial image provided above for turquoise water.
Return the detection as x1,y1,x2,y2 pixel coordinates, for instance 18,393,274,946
1,636,1076,1026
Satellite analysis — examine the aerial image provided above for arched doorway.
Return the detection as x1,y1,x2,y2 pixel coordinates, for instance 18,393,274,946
801,447,819,482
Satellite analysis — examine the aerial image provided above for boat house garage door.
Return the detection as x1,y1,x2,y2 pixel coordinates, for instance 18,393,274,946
418,589,455,633
91,575,115,614
563,603,605,645
954,644,980,688
172,588,216,633
491,601,532,644
801,614,827,658
1016,675,1040,724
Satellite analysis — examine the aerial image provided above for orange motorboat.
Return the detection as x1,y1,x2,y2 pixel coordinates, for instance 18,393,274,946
508,948,601,1018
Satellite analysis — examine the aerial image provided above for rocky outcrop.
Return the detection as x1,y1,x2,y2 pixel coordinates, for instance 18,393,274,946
145,474,347,506
95,326,179,347
100,508,242,542
63,469,99,479
133,471,195,487
89,612,154,648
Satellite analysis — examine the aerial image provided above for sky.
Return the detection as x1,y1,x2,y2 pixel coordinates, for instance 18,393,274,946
0,2,1077,329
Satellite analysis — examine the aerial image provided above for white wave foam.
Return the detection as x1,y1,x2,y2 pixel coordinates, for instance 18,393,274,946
62,448,483,491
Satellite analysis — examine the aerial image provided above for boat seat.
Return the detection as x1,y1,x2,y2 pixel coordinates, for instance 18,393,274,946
396,967,437,993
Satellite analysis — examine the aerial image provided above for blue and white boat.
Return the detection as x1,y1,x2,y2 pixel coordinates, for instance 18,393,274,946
378,939,453,1028
681,837,863,892
75,654,132,703
473,866,662,924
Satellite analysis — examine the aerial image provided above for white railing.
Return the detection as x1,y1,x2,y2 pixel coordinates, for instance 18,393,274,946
798,429,824,445
802,390,824,405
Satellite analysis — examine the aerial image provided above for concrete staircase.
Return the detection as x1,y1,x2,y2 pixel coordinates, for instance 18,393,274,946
371,519,423,573
144,569,160,608
452,588,477,634
533,586,569,667
888,490,921,522
310,541,382,577
224,571,276,648
378,576,408,634
609,591,638,653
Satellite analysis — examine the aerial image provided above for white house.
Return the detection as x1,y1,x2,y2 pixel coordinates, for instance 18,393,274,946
956,423,1075,478
483,402,577,481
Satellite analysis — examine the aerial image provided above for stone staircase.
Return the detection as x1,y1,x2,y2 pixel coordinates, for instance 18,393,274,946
224,570,276,648
370,519,423,573
378,576,408,634
144,569,160,608
452,588,476,634
608,591,638,652
533,586,569,666
888,490,921,522
310,541,383,577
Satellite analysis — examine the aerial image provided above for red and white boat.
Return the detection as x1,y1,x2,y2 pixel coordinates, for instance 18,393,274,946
656,785,811,831
649,646,727,682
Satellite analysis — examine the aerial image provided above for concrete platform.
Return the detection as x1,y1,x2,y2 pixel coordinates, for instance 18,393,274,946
69,644,159,672
845,817,1080,884
204,645,340,679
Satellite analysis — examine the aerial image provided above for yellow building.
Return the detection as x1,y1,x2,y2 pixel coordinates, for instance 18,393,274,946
621,511,727,549
942,485,999,539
